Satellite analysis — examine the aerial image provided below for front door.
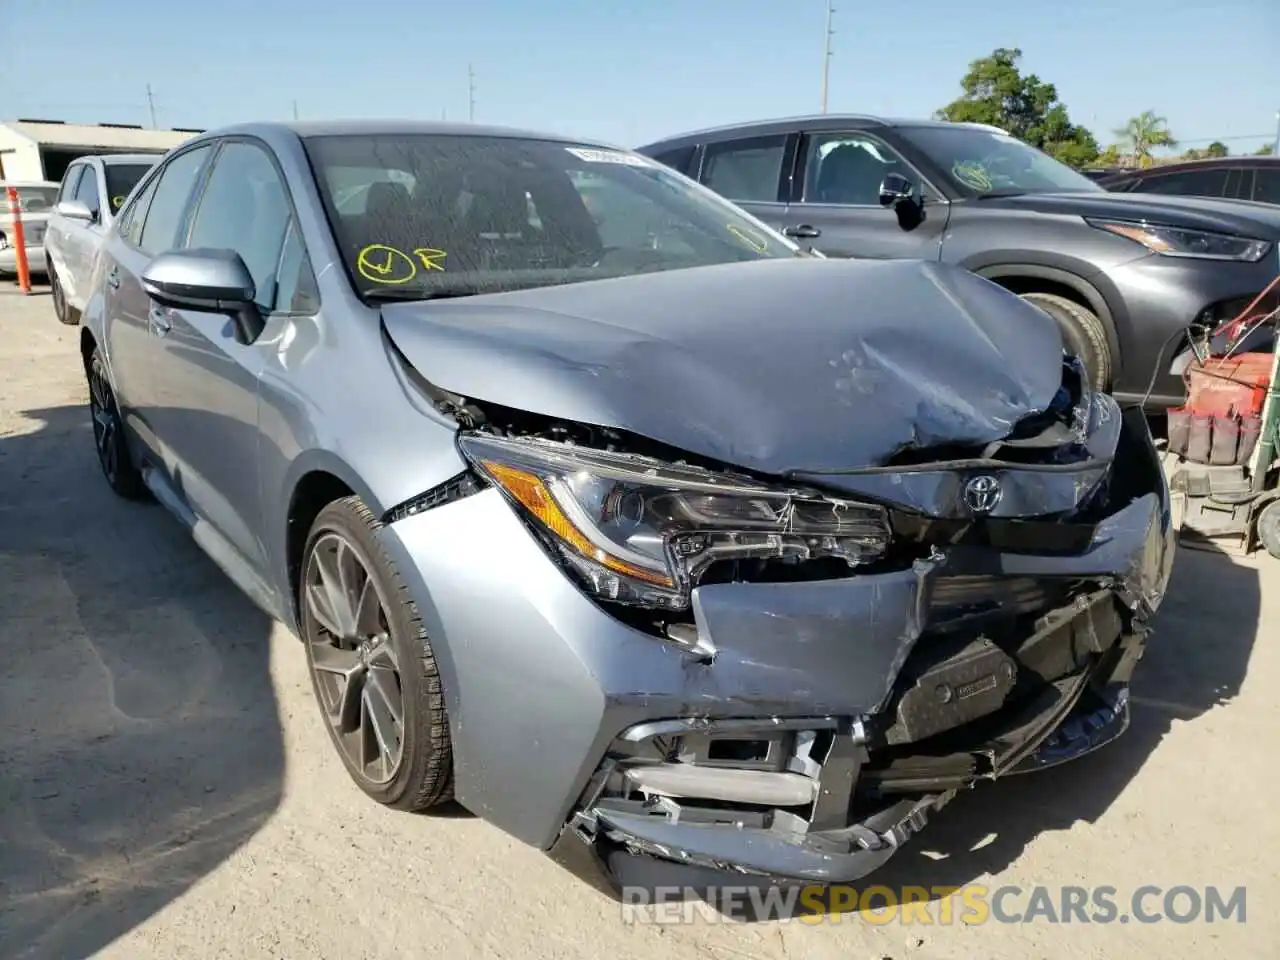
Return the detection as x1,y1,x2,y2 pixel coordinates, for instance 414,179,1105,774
144,139,297,578
103,143,215,460
782,131,950,261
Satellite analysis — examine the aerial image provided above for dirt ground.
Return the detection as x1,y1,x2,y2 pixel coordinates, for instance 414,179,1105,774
1,283,1276,960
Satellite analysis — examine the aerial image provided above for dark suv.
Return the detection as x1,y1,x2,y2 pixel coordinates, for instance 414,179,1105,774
1100,156,1280,206
638,116,1280,408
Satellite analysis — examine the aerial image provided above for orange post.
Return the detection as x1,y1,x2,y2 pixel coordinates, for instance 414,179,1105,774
5,186,32,294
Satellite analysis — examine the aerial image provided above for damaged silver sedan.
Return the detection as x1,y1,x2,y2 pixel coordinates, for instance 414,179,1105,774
81,120,1175,895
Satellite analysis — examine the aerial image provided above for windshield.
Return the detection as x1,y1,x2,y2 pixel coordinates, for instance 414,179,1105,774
7,186,58,214
303,134,799,299
897,125,1104,197
104,163,154,215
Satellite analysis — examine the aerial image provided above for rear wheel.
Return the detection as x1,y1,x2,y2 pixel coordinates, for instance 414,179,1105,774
300,496,454,810
1018,291,1113,392
87,346,146,499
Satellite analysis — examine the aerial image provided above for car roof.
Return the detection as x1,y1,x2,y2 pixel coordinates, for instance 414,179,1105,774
187,119,623,150
1108,155,1279,179
637,114,1009,150
90,153,164,165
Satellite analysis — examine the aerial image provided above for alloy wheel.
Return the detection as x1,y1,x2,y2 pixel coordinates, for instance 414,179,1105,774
303,531,406,785
88,358,120,484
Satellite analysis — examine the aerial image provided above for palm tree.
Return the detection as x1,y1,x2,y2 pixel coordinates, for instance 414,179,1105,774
1114,111,1178,168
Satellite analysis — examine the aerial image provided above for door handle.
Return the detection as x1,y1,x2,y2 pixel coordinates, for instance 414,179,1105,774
783,224,822,240
148,305,172,336
106,266,120,289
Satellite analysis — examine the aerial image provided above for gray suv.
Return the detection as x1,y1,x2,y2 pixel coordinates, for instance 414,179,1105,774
639,116,1280,408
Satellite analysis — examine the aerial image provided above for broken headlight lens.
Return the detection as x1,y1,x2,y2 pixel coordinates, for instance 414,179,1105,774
458,434,890,609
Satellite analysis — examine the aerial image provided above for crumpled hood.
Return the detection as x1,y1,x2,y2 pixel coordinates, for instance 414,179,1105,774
380,257,1065,474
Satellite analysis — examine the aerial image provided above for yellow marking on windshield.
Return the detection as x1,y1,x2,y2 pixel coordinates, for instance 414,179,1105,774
726,224,769,254
357,244,417,284
413,247,448,271
111,195,126,209
951,161,993,192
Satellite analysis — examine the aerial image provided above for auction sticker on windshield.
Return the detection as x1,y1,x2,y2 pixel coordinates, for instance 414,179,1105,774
565,147,652,167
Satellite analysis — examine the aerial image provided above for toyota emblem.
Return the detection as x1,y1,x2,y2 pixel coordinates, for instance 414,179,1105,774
963,475,1003,514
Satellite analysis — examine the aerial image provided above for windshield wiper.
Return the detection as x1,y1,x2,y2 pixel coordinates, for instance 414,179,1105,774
363,287,482,303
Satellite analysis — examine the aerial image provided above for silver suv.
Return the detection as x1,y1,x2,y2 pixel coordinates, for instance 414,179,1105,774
45,154,157,324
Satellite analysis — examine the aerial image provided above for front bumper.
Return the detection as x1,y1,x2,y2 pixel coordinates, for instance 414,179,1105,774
377,406,1174,893
1106,250,1280,408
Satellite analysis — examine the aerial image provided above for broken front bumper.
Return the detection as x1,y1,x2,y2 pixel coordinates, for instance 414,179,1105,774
377,406,1174,894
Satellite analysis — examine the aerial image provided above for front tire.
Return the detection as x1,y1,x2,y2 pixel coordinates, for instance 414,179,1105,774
1256,499,1280,560
51,268,77,326
300,496,454,810
1018,291,1113,392
87,346,146,499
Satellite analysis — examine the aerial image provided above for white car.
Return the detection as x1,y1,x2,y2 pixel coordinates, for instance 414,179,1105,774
0,180,58,281
44,154,157,325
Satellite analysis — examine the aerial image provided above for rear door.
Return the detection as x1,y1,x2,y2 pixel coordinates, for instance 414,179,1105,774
1250,166,1280,205
694,132,794,233
100,143,215,457
782,129,949,260
144,138,308,576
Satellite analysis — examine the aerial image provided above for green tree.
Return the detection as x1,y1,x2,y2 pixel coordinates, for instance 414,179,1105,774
1205,141,1229,158
1257,143,1276,156
936,47,1099,167
1094,144,1122,166
1114,111,1178,168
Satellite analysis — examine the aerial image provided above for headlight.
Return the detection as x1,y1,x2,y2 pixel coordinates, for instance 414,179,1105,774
1086,218,1270,262
458,434,890,610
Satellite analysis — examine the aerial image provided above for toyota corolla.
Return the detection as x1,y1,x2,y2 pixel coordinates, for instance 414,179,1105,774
79,120,1175,894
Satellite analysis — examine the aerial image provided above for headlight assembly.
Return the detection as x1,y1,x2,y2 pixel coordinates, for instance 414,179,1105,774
1086,218,1270,262
458,433,890,610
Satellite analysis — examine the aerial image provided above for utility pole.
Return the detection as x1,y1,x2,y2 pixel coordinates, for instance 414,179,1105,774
468,64,476,122
1274,110,1279,155
292,100,299,121
146,84,157,129
820,0,835,114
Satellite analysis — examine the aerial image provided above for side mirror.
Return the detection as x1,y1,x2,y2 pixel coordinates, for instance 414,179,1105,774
878,173,916,208
141,248,265,344
56,199,95,222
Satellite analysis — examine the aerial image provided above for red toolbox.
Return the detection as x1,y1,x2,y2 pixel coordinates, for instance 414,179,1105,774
1168,352,1272,466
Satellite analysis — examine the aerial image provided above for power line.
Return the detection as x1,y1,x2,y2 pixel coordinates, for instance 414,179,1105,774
145,84,157,128
820,0,835,114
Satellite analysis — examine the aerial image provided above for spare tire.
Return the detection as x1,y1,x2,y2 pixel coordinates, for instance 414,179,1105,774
1018,291,1113,392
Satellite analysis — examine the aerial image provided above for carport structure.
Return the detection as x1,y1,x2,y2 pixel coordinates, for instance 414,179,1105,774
0,119,201,183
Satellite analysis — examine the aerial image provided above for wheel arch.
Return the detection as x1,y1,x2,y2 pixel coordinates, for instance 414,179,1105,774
279,452,383,632
973,262,1124,375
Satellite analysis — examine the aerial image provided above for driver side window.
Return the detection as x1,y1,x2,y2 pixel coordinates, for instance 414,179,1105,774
801,133,910,206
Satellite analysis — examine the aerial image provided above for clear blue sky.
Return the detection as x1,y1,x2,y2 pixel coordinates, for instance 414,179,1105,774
3,0,1277,154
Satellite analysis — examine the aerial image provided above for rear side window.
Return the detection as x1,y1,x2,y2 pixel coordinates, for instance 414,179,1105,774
138,145,212,255
104,163,154,215
73,166,102,218
58,165,84,203
1130,168,1229,198
1252,168,1280,205
700,135,788,203
650,145,696,176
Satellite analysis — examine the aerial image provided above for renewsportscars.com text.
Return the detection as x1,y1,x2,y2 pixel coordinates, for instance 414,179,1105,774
620,884,1247,925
